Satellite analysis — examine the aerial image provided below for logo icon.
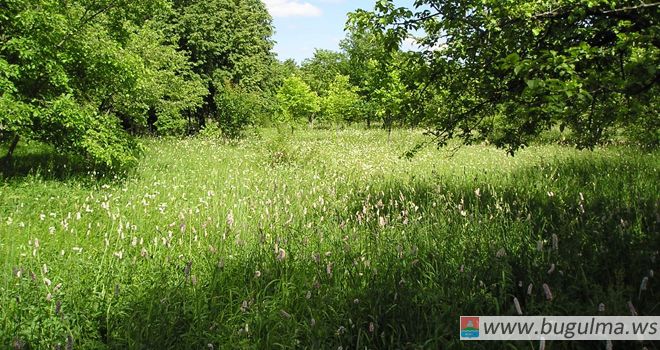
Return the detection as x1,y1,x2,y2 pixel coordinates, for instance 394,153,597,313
460,316,480,339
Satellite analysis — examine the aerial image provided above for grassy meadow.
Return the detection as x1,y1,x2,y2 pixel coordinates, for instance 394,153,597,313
1,128,658,349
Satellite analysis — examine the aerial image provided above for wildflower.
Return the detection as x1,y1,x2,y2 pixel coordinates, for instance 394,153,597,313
547,191,554,197
276,248,286,262
542,283,553,300
598,303,605,312
226,210,234,228
627,301,638,316
513,297,523,315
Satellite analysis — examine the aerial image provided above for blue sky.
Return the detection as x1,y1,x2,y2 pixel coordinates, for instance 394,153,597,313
264,0,414,63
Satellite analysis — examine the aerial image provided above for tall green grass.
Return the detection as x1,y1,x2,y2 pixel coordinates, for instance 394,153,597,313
1,128,658,349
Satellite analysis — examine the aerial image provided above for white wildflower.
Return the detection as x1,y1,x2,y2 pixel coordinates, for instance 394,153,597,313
542,283,553,300
627,301,638,316
513,297,523,315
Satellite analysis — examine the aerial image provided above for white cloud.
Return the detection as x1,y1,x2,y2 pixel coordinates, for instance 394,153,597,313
263,0,322,17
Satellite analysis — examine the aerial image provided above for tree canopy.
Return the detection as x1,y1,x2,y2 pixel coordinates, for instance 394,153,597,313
349,0,660,151
0,0,277,168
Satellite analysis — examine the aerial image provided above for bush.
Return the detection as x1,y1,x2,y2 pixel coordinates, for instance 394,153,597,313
214,83,259,139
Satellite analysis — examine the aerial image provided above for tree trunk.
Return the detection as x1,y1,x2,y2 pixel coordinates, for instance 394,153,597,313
3,134,20,164
387,124,392,143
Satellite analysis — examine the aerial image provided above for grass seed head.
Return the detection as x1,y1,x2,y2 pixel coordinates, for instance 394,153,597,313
542,283,553,300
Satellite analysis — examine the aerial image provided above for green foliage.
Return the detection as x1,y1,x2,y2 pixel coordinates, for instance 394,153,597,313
349,0,660,151
173,0,275,135
300,49,348,96
320,75,361,124
213,82,261,139
118,22,207,136
368,65,410,131
276,76,321,126
0,0,207,168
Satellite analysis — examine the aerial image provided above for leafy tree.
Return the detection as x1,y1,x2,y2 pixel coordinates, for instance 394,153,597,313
350,0,660,151
276,76,320,130
172,0,275,133
0,0,205,168
339,24,384,96
368,66,410,138
321,74,362,125
117,21,207,136
300,49,348,96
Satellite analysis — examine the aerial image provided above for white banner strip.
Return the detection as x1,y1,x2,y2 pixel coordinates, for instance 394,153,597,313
460,316,660,341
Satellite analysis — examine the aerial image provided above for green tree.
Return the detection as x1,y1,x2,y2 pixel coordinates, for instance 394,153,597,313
350,0,660,151
300,49,348,96
173,0,275,133
369,66,410,138
321,74,362,125
0,0,205,168
276,76,320,130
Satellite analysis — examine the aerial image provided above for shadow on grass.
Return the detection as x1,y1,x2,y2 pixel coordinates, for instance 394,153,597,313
0,142,127,184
